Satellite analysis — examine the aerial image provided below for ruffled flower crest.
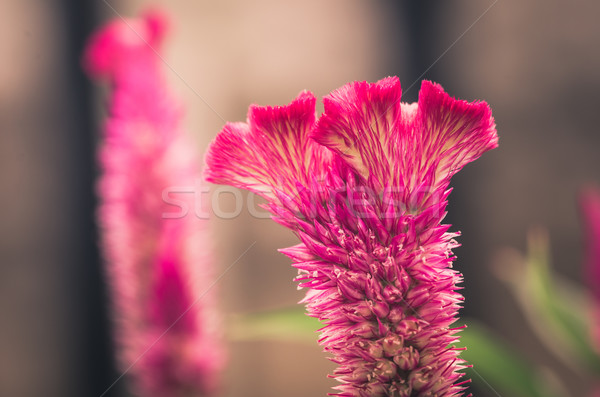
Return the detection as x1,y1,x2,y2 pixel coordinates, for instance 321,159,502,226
314,77,497,209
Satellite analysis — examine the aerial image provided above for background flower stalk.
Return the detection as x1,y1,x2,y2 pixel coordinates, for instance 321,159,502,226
581,187,600,354
205,77,497,396
84,11,224,397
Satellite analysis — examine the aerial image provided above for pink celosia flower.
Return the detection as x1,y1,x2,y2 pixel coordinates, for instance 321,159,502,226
84,11,224,397
580,187,600,353
205,77,497,396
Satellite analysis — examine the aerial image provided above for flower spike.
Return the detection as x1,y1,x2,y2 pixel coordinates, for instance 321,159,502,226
206,77,497,396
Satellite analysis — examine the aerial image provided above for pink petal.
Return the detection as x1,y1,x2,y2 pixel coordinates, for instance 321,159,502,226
313,76,402,190
314,78,497,209
414,80,498,188
205,91,331,201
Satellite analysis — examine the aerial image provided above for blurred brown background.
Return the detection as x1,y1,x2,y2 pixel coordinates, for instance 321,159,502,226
1,1,599,396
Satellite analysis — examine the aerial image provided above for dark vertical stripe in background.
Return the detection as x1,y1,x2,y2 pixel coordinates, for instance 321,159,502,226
400,1,439,103
60,1,118,396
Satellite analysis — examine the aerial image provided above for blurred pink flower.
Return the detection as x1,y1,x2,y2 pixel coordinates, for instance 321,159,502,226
580,187,600,354
205,77,497,396
84,11,224,397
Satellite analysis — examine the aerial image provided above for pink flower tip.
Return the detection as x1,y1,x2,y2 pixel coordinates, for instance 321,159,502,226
82,9,169,79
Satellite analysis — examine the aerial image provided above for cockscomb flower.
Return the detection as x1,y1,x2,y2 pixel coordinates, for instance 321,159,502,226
205,77,497,396
84,11,224,397
580,187,600,353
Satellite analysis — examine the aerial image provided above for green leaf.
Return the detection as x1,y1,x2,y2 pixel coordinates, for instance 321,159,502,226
459,320,560,397
493,229,600,374
525,231,600,373
228,306,321,344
